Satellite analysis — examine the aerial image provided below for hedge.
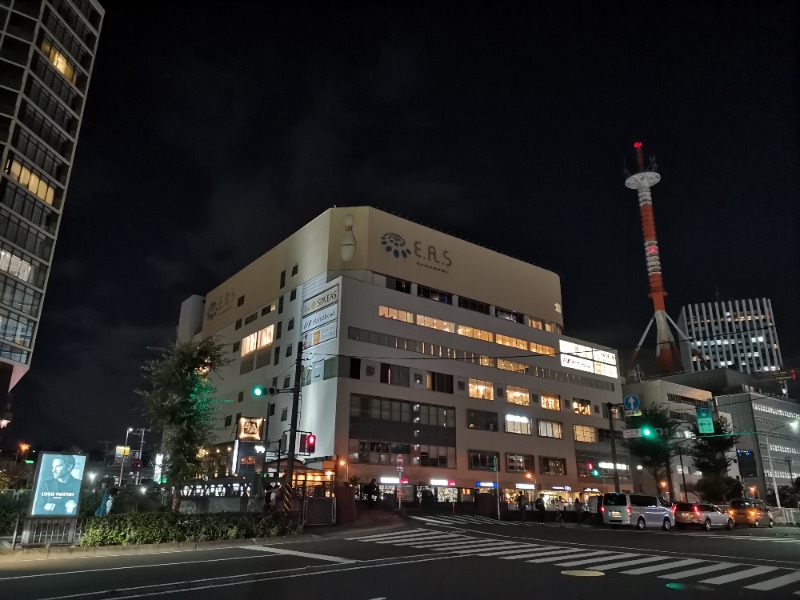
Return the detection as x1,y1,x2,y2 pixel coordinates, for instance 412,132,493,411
79,511,302,547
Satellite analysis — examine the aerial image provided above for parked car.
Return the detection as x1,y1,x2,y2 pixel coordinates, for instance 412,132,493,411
601,492,675,530
673,502,735,530
727,498,774,528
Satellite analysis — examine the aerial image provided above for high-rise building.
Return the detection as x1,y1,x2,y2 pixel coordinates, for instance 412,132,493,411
0,0,104,418
677,298,783,375
177,207,630,504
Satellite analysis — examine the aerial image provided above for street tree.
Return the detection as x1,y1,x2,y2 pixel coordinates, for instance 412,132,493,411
689,414,742,502
137,337,231,507
623,406,681,492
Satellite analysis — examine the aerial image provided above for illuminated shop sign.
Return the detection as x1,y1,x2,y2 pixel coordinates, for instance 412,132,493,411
559,340,619,379
515,483,536,490
551,485,572,491
476,481,497,488
598,462,628,470
380,476,400,484
302,322,337,349
302,285,339,316
301,304,337,333
430,479,456,486
583,488,600,492
237,417,264,442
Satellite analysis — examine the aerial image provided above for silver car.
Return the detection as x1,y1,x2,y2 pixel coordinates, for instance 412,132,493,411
674,502,734,530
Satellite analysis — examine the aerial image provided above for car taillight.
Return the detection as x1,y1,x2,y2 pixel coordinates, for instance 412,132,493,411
693,505,700,514
600,506,604,513
627,506,631,515
672,505,677,514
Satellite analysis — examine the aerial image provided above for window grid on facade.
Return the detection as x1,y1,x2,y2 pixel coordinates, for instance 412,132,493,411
540,394,561,411
573,424,597,443
537,419,563,439
468,378,494,400
505,414,531,435
506,385,530,406
540,456,567,476
506,453,534,473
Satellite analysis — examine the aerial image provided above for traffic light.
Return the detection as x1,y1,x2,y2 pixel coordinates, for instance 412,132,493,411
642,427,653,438
588,462,600,477
252,385,265,397
307,434,316,454
642,427,664,439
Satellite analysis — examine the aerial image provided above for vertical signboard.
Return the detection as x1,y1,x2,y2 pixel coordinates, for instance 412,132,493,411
29,452,87,517
696,403,714,434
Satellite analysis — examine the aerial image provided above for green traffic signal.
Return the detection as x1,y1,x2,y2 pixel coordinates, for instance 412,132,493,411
642,427,653,438
252,385,265,397
591,468,600,477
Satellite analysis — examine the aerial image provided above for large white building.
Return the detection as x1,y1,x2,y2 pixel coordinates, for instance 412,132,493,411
677,298,783,376
177,207,628,504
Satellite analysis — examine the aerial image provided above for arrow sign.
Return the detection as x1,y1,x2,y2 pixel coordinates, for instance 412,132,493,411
623,395,640,411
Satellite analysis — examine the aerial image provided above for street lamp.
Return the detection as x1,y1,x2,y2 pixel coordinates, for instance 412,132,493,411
339,459,348,482
765,421,799,509
17,443,30,463
119,427,133,486
88,472,97,492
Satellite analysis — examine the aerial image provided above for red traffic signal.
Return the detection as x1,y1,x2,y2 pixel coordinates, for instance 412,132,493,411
307,434,316,454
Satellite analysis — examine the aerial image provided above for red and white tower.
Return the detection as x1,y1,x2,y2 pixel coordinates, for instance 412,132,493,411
626,141,682,374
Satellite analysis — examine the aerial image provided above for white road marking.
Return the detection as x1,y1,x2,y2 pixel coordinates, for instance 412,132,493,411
557,553,641,567
621,559,705,574
657,562,738,579
585,556,667,570
744,570,800,591
700,565,781,584
527,550,606,564
241,546,356,563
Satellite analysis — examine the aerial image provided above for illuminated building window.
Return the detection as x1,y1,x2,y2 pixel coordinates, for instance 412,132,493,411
457,324,493,342
529,318,544,330
506,453,533,473
505,414,531,435
540,394,561,411
506,385,530,406
416,313,455,332
378,305,414,323
468,449,500,470
496,334,528,351
40,39,77,84
469,378,494,400
573,398,592,415
537,420,563,439
574,425,597,443
498,358,529,374
4,159,56,205
0,250,33,283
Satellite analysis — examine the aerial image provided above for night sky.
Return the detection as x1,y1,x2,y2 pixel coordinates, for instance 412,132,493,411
9,1,799,450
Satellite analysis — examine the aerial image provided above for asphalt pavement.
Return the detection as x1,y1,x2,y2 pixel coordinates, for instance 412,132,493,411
1,514,799,600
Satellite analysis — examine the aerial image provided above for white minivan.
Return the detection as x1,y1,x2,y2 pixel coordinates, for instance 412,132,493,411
601,492,675,530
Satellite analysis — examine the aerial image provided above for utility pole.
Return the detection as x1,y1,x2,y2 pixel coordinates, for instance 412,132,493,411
282,341,303,516
605,403,621,493
134,428,146,485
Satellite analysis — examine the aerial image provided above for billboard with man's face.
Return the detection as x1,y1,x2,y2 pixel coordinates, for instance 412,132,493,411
29,452,87,517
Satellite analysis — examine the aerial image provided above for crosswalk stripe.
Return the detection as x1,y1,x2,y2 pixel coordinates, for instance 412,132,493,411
526,549,597,563
451,543,522,554
475,545,545,557
657,562,738,579
393,539,485,548
580,555,667,571
700,565,781,584
378,533,464,543
498,547,567,560
349,530,434,541
621,559,705,574
557,553,641,567
744,570,800,591
374,535,462,545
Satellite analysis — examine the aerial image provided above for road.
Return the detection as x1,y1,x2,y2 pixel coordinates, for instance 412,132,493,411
1,515,799,600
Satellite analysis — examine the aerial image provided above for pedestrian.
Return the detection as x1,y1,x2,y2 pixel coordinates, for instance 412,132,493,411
535,494,547,524
556,497,566,524
517,492,528,522
366,478,378,507
575,498,585,525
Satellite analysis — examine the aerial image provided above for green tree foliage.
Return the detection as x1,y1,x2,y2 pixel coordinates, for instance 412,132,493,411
694,475,743,503
623,406,681,489
137,337,231,495
689,415,736,477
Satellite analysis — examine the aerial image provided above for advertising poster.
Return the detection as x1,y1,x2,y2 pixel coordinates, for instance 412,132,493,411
29,452,87,517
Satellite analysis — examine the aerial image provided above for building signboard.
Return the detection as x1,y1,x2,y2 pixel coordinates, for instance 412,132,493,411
559,340,618,379
696,403,715,434
237,417,265,442
302,285,339,316
301,304,338,333
302,322,338,349
29,452,87,517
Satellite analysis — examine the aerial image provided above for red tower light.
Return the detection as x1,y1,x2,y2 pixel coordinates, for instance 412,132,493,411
633,141,643,148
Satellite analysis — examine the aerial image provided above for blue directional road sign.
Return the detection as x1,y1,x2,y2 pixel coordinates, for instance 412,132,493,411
623,395,640,411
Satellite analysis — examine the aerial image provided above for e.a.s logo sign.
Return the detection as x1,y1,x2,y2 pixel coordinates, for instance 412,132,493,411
380,232,453,273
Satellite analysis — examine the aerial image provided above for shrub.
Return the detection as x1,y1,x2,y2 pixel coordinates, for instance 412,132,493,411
0,492,29,535
79,511,301,547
